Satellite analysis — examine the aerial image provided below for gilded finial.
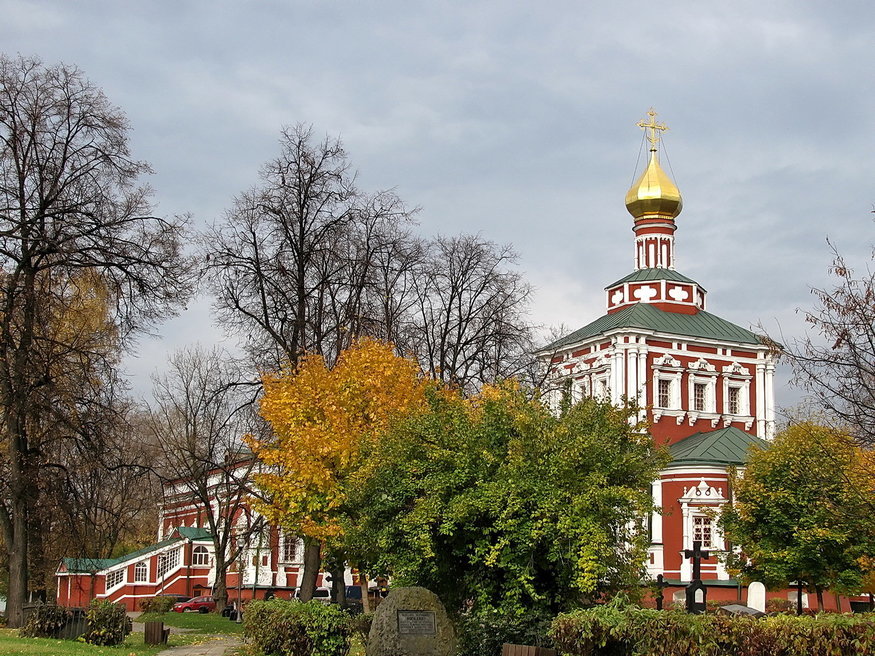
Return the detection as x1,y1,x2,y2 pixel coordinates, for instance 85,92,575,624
637,108,668,152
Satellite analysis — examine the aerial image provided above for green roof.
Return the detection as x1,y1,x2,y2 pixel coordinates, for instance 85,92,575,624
176,526,213,541
606,268,702,289
59,528,212,574
544,303,763,351
668,427,766,468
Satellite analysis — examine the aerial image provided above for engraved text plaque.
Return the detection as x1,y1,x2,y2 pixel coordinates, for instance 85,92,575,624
397,610,436,635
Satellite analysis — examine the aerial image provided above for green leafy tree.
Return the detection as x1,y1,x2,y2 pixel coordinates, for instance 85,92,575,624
721,422,875,609
344,383,667,620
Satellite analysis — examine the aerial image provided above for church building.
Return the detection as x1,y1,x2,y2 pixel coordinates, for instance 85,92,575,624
540,109,798,607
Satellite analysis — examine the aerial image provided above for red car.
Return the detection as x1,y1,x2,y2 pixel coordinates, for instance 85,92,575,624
172,595,216,613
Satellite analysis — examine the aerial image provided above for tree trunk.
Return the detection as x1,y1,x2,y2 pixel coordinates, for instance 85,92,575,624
359,575,371,613
7,506,28,628
213,549,228,613
298,537,321,602
330,563,346,608
816,585,824,611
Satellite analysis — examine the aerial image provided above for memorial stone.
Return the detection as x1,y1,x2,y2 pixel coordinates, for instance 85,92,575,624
747,581,766,613
367,587,456,656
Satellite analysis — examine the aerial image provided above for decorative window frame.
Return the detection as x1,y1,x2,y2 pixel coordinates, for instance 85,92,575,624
586,354,610,402
721,362,753,428
192,545,210,567
279,532,301,564
134,561,148,582
679,479,730,580
687,359,719,425
652,354,683,422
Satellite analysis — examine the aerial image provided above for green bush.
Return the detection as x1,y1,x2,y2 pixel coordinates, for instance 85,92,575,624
765,598,793,613
457,608,555,656
550,600,875,656
82,599,132,646
244,599,351,656
139,595,176,613
19,603,73,638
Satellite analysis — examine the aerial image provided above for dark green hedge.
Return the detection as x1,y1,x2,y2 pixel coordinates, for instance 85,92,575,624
550,603,875,656
244,599,351,656
19,603,73,638
139,595,176,613
82,599,131,646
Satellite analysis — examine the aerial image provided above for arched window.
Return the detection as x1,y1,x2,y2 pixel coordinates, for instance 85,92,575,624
192,545,210,566
134,561,148,582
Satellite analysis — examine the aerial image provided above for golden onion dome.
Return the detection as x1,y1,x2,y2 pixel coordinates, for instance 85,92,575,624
625,150,683,220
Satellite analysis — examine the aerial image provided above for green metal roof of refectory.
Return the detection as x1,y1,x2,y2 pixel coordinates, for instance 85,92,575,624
60,527,214,573
667,426,766,468
544,302,764,351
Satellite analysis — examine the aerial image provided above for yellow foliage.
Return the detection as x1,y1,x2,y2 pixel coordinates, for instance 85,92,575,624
249,338,427,540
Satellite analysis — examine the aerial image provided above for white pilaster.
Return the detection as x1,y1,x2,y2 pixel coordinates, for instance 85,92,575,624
651,479,663,543
755,362,766,438
764,361,776,438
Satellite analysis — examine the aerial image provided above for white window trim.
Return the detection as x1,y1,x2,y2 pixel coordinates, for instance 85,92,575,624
687,371,719,425
722,376,752,424
192,545,210,567
134,561,149,583
279,532,302,564
652,367,683,422
105,567,125,591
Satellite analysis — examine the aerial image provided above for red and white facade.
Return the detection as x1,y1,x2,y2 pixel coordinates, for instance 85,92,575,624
540,122,858,611
56,466,345,611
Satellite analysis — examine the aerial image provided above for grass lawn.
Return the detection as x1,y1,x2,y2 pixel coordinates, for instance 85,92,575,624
0,628,207,655
137,610,245,634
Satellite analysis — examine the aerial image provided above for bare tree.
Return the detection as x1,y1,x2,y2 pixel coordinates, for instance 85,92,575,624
147,346,266,613
201,124,416,600
782,243,875,447
411,234,534,393
0,55,190,626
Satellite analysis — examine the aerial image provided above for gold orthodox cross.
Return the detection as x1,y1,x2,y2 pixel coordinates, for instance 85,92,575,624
637,108,668,149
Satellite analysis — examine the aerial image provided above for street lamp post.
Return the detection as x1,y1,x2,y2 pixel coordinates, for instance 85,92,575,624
236,537,245,623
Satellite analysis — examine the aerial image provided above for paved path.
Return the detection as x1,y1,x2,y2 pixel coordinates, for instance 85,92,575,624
127,612,243,655
153,635,243,656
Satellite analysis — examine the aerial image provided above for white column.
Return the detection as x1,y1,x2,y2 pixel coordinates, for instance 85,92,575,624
764,361,776,438
755,362,766,438
638,346,648,421
680,503,691,581
627,347,638,402
612,344,625,405
651,480,663,543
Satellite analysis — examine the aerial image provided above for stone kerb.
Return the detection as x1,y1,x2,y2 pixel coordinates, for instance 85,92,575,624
367,587,456,656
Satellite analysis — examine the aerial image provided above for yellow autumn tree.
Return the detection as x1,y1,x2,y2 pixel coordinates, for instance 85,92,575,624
248,337,427,599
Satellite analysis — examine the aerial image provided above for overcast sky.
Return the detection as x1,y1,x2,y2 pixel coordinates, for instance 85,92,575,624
2,0,873,414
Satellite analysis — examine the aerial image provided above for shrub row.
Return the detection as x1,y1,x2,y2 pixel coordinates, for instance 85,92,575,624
244,599,352,656
457,608,555,656
550,603,875,656
139,595,176,613
20,599,131,646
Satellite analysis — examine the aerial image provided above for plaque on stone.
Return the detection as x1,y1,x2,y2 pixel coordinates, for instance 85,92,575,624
397,610,436,635
367,587,456,656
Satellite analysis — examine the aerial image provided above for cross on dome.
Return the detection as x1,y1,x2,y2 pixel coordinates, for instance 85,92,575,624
637,108,668,152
